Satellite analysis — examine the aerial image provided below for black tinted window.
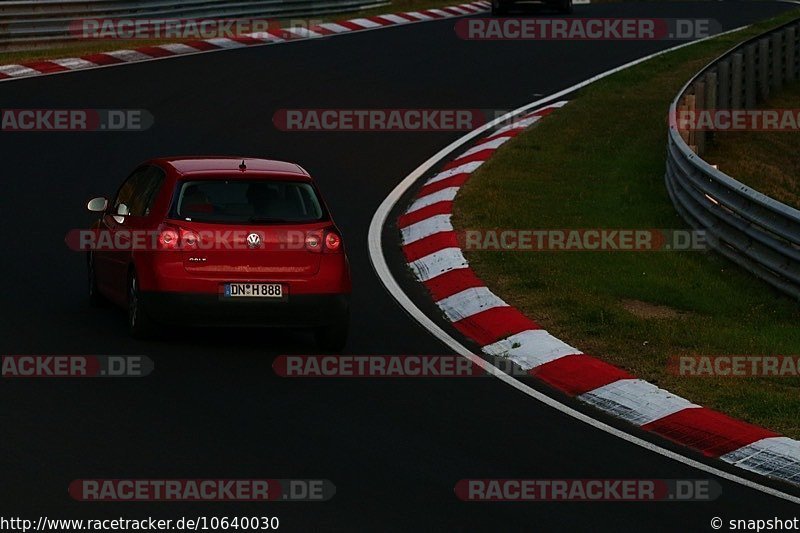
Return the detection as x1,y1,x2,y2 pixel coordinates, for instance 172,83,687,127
173,180,325,223
131,167,164,216
114,166,164,217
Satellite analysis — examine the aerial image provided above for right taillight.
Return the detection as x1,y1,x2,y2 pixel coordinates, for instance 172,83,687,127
304,229,342,253
324,231,341,252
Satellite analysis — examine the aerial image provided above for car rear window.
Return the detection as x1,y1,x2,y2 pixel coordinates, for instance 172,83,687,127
172,179,326,224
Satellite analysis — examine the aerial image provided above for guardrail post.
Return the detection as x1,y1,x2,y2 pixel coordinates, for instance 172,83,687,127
686,94,697,152
745,44,756,108
718,60,731,111
758,38,770,101
731,53,744,109
675,95,692,145
705,71,717,148
772,32,783,90
787,27,796,82
795,22,800,77
695,81,706,155
678,98,691,145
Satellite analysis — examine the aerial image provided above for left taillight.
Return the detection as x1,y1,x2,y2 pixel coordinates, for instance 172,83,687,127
158,225,180,249
157,223,198,250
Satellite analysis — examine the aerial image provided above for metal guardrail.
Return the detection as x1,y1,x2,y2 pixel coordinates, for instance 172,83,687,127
0,0,390,50
666,18,800,300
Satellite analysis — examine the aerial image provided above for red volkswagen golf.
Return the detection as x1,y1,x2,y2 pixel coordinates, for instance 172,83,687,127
84,157,351,350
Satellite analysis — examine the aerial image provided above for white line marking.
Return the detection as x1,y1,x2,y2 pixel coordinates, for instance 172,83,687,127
722,437,800,481
425,160,484,185
482,329,579,369
316,22,353,33
284,27,324,38
458,3,481,12
491,114,544,136
246,31,285,42
436,286,508,322
50,57,96,70
408,248,468,282
377,14,413,24
457,135,512,158
400,214,453,243
347,17,383,28
105,49,153,62
407,187,460,213
157,43,201,55
579,379,700,426
426,8,451,17
367,24,800,504
403,11,433,20
0,64,40,77
204,38,247,49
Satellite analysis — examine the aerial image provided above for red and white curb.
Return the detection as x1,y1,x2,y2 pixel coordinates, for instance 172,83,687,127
0,1,489,82
396,102,800,488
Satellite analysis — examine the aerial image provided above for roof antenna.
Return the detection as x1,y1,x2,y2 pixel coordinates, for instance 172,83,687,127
239,159,247,172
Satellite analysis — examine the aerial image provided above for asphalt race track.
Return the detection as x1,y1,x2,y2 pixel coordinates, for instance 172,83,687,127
0,2,797,530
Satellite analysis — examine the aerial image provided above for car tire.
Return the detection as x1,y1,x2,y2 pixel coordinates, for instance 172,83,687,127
128,270,157,339
491,0,509,15
558,0,573,14
87,252,106,307
314,310,349,352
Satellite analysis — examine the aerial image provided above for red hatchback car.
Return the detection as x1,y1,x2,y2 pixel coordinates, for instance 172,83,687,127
85,156,351,350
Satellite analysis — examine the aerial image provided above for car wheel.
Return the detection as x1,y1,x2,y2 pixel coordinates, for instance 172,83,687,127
87,252,105,307
491,0,509,15
314,310,349,352
558,0,573,14
128,270,156,338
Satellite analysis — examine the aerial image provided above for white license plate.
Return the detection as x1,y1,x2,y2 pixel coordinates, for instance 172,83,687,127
224,283,283,298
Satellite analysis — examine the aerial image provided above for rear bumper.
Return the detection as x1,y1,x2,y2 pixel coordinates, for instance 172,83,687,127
135,252,352,295
140,291,349,327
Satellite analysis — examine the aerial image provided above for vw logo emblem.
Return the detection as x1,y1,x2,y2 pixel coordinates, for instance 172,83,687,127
246,232,262,248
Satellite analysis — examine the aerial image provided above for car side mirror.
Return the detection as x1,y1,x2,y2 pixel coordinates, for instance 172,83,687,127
87,197,108,212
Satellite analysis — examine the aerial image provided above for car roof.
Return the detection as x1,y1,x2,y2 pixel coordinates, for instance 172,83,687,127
152,157,311,180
